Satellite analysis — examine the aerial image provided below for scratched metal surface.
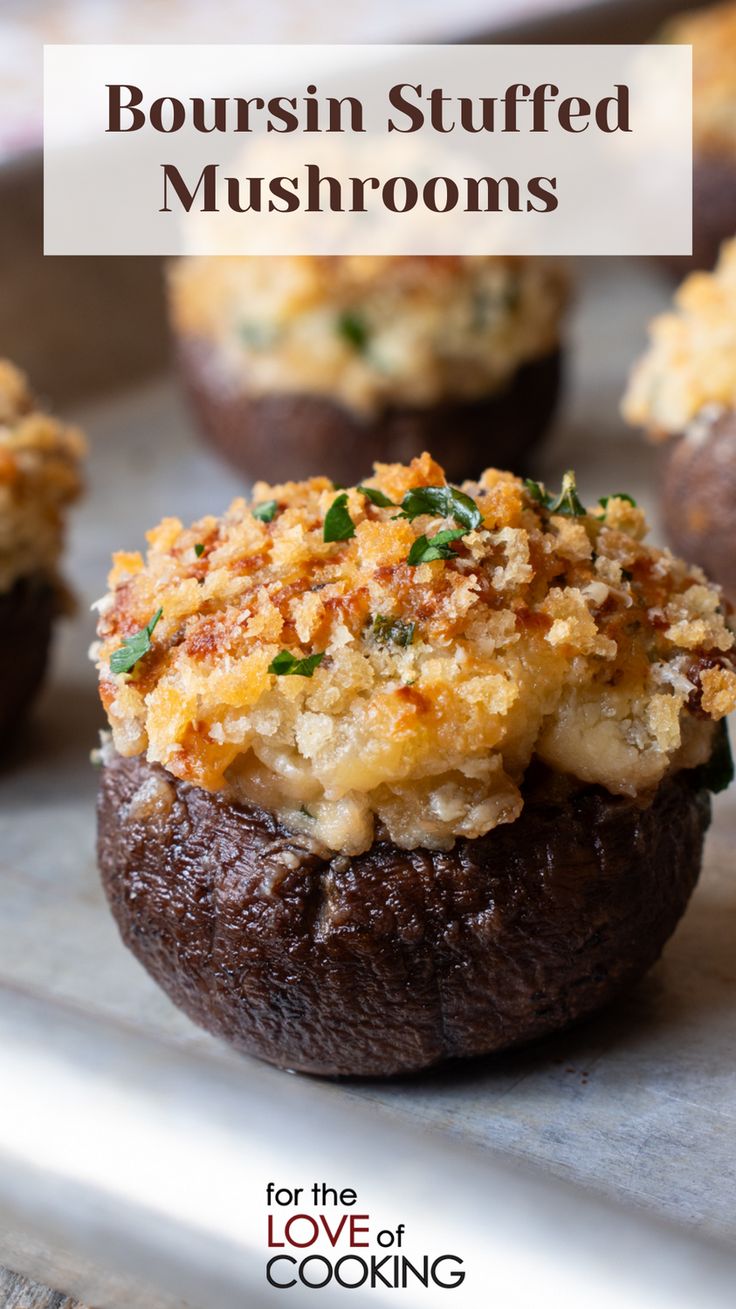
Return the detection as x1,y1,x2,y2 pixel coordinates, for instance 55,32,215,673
0,257,734,1253
0,1265,84,1309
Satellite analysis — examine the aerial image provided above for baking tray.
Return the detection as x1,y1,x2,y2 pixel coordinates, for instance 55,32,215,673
1,254,736,1308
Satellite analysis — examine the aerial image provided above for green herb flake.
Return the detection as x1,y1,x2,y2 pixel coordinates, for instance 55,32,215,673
299,805,315,819
268,650,325,678
400,484,482,532
110,607,163,676
524,478,548,506
252,499,278,523
323,493,355,543
407,528,466,566
524,471,586,518
372,615,416,647
358,485,396,508
239,321,278,349
337,311,369,351
598,493,638,511
472,282,520,327
194,543,205,558
695,720,734,795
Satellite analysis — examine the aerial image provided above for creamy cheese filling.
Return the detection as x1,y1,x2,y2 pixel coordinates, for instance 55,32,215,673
211,673,716,857
96,455,736,857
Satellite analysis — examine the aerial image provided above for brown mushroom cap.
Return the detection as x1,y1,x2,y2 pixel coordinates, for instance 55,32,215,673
97,751,710,1078
0,574,55,742
175,335,562,485
663,154,736,276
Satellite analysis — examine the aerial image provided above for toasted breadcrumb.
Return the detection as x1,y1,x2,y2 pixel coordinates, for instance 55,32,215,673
661,1,736,156
701,664,736,716
96,454,734,855
169,255,568,417
623,239,736,436
0,361,85,595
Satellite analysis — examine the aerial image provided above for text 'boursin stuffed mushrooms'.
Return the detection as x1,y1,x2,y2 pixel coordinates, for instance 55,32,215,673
0,361,84,741
168,255,568,485
94,453,735,1077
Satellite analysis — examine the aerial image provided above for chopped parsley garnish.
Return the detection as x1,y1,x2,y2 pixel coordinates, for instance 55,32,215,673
372,615,416,647
397,483,483,565
337,311,369,351
525,471,586,518
268,650,325,677
299,805,315,819
524,479,547,505
407,528,466,565
252,499,278,523
194,543,205,558
472,283,520,327
358,485,396,508
239,321,278,349
399,484,482,532
324,493,355,542
598,493,637,510
110,607,163,676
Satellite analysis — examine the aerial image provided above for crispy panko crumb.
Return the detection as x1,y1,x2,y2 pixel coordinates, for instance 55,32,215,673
95,454,735,856
169,255,568,416
661,1,736,156
622,239,736,437
701,665,736,716
0,360,85,594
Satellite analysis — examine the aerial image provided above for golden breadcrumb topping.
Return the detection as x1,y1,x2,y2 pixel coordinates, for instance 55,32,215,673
95,454,735,856
662,1,736,156
623,238,736,437
0,360,85,595
169,255,568,416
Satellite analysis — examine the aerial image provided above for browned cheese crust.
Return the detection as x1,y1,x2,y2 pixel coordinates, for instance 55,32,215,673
622,239,736,597
176,336,562,484
0,359,85,742
97,751,709,1077
662,409,736,600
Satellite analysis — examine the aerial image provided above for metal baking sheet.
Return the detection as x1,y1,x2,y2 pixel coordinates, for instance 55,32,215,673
1,257,735,1302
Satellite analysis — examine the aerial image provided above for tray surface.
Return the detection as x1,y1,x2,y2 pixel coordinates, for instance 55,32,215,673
1,257,734,1245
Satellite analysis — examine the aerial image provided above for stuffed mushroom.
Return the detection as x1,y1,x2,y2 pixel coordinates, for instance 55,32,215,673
95,453,734,1077
659,0,736,273
0,360,84,741
623,238,736,599
168,256,568,484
